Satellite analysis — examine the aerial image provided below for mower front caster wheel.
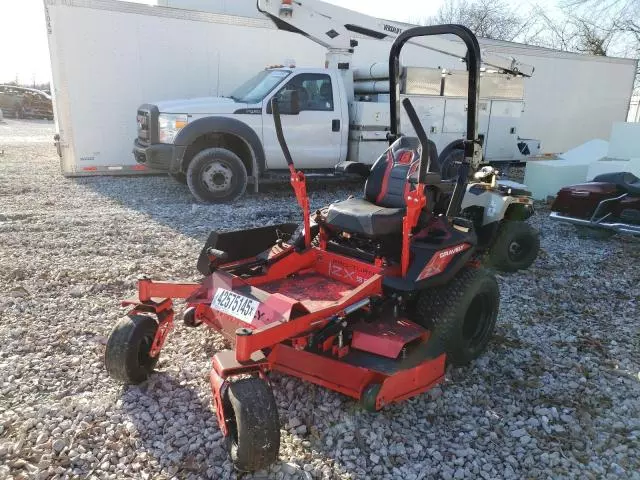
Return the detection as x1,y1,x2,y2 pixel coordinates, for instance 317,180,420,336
225,377,280,472
104,314,159,384
360,383,382,412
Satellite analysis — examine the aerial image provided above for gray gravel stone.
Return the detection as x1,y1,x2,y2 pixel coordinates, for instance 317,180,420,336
51,439,66,453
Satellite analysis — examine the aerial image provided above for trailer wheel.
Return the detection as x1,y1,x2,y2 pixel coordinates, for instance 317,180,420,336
488,221,540,272
416,268,499,366
104,314,159,384
225,377,280,472
169,172,187,184
187,148,248,203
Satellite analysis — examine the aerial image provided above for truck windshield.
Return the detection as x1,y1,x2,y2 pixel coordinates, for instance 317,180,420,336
229,70,290,104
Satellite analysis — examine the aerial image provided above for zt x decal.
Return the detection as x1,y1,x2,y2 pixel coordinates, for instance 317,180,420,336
329,260,374,284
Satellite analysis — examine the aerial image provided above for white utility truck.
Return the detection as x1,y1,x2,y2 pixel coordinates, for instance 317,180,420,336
133,0,539,202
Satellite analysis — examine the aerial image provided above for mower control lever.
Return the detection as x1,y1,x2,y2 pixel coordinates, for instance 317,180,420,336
271,96,312,249
271,98,295,168
401,97,432,184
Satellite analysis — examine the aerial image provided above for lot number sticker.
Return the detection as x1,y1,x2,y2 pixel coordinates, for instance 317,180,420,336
211,288,259,324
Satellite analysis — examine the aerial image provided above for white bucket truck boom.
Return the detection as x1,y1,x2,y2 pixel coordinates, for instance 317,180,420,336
132,0,539,202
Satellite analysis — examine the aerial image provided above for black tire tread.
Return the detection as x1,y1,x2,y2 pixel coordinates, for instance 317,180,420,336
104,314,158,384
487,221,540,272
186,147,248,203
227,377,280,472
439,149,463,180
416,267,499,366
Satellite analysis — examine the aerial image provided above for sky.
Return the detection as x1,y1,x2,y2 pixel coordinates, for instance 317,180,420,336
0,0,450,85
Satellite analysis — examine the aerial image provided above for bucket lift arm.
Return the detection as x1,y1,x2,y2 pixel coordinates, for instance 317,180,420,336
257,0,534,77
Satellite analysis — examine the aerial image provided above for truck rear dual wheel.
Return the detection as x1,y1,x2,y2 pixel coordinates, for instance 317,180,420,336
225,377,280,472
187,148,248,203
104,314,159,384
488,221,540,272
415,267,499,366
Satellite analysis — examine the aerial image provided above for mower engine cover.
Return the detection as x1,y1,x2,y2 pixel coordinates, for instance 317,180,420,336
384,221,477,291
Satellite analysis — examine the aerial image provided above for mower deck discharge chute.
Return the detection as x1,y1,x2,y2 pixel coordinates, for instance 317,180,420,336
105,25,501,472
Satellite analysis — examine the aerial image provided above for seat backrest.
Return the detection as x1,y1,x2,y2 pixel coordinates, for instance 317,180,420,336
365,137,439,208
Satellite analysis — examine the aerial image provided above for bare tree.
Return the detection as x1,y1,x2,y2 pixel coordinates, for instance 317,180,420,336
422,0,529,41
575,22,615,55
560,0,639,85
416,0,638,88
525,7,616,56
526,6,578,51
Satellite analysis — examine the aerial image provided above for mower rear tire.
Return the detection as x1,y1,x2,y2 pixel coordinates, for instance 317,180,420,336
416,268,499,366
226,377,280,472
488,221,539,272
104,314,159,384
187,148,247,203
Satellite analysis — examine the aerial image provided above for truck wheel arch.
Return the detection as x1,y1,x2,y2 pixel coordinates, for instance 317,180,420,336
174,116,265,178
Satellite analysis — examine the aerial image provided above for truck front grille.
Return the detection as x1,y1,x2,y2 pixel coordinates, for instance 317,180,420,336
137,110,150,142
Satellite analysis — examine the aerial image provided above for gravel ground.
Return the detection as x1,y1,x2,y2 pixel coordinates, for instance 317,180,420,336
1,119,639,480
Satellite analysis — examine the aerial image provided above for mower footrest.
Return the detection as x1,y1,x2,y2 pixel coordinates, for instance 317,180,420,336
351,319,427,359
122,296,169,307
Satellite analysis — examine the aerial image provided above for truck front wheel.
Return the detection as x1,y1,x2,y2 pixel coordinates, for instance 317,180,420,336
186,148,248,203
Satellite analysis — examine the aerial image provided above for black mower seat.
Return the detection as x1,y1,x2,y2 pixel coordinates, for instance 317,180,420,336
325,197,405,236
593,172,640,195
325,137,440,237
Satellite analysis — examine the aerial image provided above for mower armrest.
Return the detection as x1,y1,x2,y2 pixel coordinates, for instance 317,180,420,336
334,161,370,178
410,172,441,186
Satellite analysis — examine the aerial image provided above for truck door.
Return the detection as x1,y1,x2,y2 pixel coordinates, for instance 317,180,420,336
263,73,342,169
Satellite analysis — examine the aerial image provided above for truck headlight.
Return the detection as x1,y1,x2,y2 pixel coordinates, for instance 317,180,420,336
158,114,188,144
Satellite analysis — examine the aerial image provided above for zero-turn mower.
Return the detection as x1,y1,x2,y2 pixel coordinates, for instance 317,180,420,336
105,25,500,472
